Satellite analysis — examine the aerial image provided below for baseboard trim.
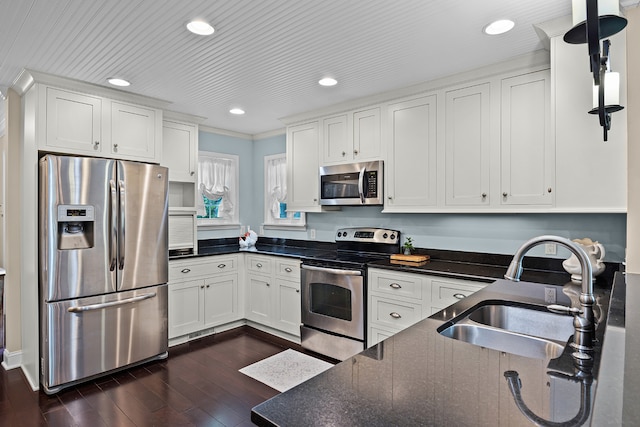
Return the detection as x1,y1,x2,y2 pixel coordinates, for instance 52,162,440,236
2,348,22,371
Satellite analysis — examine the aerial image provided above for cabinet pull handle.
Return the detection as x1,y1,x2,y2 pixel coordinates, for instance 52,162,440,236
390,312,401,319
200,285,205,289
354,149,359,155
389,283,402,289
285,267,293,273
256,263,262,268
453,293,466,300
181,268,191,273
502,192,508,197
218,264,226,268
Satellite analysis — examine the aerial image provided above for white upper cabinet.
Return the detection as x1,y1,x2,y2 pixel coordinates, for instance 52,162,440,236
107,101,160,162
384,94,438,211
45,87,102,155
444,83,491,207
551,32,627,212
500,70,554,206
162,119,198,182
286,121,321,211
322,107,382,165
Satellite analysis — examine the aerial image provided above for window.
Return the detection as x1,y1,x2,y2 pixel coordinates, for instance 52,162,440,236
197,151,239,227
264,154,305,228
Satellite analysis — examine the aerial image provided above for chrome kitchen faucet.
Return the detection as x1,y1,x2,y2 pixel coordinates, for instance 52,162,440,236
504,235,596,361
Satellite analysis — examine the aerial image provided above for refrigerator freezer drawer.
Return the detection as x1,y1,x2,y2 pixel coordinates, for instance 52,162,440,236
41,284,168,394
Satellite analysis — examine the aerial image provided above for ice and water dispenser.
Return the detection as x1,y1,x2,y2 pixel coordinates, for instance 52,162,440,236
57,205,95,249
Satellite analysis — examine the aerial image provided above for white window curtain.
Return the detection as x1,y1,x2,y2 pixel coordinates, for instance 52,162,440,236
197,155,234,219
266,155,287,218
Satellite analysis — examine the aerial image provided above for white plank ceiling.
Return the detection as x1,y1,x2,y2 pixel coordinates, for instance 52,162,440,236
0,0,638,135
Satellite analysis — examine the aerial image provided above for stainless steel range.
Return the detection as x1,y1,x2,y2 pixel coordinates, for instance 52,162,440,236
300,227,400,360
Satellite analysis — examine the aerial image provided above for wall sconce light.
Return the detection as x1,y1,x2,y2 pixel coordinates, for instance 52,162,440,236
563,0,627,141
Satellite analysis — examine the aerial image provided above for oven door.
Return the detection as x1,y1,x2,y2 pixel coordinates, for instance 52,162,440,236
301,264,364,340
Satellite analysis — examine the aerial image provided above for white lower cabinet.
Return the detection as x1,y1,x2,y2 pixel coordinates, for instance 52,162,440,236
367,268,488,347
245,255,301,337
168,255,240,340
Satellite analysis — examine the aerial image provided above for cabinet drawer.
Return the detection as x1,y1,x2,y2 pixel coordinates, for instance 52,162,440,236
246,255,273,275
430,278,486,309
276,259,300,279
370,296,422,330
369,269,423,300
169,255,238,282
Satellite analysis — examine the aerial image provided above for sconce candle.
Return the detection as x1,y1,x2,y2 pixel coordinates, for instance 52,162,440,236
592,71,620,108
572,0,621,26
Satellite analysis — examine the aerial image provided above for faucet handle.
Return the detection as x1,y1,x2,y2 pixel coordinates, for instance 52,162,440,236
547,304,583,316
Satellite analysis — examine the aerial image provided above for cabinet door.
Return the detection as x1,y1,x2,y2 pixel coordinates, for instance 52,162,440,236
246,275,272,324
501,70,554,206
109,101,159,162
286,121,321,211
168,279,204,338
45,87,102,154
445,83,491,206
322,114,350,164
162,120,197,182
203,275,238,326
353,107,381,162
274,278,301,336
385,95,438,211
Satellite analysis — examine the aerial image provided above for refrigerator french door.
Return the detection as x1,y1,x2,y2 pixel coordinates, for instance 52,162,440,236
39,154,169,394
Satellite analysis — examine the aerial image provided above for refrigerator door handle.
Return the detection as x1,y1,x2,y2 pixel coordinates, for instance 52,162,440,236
109,179,118,271
118,179,126,270
67,292,157,313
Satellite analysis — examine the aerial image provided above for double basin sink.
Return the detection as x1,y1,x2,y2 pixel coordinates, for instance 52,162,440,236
438,300,575,359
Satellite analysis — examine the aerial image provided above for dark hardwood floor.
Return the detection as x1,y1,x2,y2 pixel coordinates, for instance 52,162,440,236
0,327,327,427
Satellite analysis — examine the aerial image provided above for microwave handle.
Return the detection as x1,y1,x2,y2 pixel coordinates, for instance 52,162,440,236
358,166,366,204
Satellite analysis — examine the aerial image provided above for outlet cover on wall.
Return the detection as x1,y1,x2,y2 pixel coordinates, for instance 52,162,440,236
545,243,557,255
309,229,316,239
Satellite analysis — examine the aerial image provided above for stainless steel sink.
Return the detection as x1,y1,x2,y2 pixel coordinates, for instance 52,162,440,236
438,302,574,360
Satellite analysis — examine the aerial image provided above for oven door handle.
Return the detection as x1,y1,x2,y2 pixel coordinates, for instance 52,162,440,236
358,166,366,204
302,264,363,276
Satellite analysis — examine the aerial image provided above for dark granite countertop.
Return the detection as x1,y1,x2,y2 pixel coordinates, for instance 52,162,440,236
252,276,620,426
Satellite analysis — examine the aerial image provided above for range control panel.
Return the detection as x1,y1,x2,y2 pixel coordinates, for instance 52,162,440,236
335,227,399,244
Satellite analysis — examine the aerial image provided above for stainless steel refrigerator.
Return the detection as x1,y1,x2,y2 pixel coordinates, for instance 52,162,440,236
39,154,169,394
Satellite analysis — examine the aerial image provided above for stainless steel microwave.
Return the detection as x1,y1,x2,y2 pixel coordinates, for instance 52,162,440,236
319,160,383,206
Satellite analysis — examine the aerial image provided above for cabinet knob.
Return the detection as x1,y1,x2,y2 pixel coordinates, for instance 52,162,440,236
206,284,210,288
190,171,195,176
113,144,118,151
548,187,552,193
390,312,401,319
181,268,191,274
256,263,263,268
353,149,359,155
453,293,466,300
285,267,293,273
266,283,270,287
313,198,318,202
389,283,402,289
296,289,300,293
94,141,100,149
482,193,487,199
502,192,508,197
388,196,393,200
218,263,226,269
200,285,205,289
342,151,346,156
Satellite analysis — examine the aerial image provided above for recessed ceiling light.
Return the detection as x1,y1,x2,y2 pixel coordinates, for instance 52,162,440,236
229,108,245,115
318,77,338,87
107,78,130,87
483,19,515,35
187,19,214,35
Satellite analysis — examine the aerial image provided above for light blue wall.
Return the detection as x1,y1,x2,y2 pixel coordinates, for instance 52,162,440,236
199,131,627,262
